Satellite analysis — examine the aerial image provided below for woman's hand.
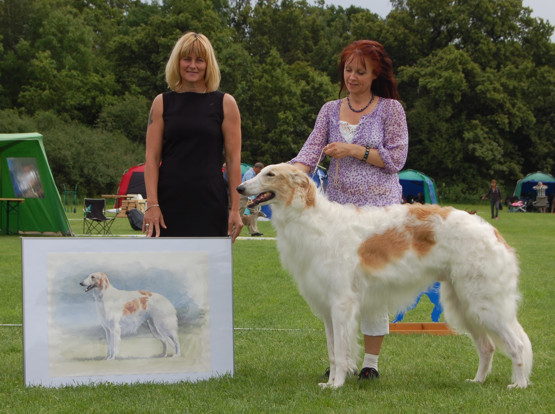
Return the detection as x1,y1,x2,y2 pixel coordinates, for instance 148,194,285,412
324,142,385,167
142,206,166,237
228,209,243,242
324,142,356,159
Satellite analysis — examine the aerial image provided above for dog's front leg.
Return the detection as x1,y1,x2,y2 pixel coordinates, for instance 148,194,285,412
320,310,350,388
319,316,336,389
105,320,121,360
327,297,358,389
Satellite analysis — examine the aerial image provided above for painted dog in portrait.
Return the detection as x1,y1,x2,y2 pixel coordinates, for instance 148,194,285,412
80,272,180,359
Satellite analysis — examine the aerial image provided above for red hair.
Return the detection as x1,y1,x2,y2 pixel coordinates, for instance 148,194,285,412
338,40,400,100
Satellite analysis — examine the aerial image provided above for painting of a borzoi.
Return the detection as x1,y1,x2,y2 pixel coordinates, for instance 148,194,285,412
80,272,180,360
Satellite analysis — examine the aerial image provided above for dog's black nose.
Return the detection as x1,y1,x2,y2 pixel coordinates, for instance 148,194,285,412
236,185,245,194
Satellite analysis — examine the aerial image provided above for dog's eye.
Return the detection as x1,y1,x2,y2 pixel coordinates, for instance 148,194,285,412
266,172,275,177
91,275,95,280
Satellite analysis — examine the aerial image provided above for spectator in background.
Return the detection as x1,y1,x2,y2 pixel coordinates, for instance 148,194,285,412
240,162,264,236
532,181,548,213
482,179,502,219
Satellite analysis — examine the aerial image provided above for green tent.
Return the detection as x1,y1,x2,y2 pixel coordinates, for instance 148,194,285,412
0,133,71,235
240,163,252,176
513,171,555,199
398,169,438,204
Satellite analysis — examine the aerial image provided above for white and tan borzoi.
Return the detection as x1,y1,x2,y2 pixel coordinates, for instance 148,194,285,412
80,272,180,359
237,163,532,389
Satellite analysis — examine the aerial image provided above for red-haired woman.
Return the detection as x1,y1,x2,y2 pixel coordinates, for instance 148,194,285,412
292,40,409,381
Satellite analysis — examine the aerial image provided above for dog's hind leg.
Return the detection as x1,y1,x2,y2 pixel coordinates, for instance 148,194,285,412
466,328,495,384
147,320,168,357
440,281,494,385
169,332,181,357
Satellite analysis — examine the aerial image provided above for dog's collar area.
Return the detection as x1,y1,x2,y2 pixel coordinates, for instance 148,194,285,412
249,192,275,207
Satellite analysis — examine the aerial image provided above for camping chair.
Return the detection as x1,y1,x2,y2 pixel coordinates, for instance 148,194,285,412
83,198,116,235
510,200,527,213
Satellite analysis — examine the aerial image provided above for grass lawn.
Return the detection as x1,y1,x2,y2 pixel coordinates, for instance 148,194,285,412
0,203,554,413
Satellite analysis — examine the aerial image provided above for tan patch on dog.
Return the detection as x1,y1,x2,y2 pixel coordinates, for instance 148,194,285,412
406,222,436,256
139,296,149,310
359,207,448,269
283,170,316,208
301,179,316,208
408,204,450,220
98,274,108,290
358,228,410,269
493,228,511,250
139,290,152,297
123,299,141,315
285,185,296,207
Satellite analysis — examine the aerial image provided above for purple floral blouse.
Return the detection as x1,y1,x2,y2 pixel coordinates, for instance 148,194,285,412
291,98,409,207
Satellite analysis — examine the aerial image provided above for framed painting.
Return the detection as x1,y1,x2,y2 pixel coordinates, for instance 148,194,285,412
22,237,233,387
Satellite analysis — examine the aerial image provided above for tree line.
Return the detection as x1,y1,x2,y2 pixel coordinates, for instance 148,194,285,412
0,0,553,200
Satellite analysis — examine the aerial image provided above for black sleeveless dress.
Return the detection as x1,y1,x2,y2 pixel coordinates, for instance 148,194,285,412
157,91,228,237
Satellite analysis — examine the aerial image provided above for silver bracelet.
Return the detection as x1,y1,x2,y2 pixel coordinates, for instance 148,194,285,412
146,204,160,211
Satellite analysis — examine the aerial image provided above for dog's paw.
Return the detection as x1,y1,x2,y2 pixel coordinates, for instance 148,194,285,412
318,382,343,390
465,378,484,384
507,382,528,389
318,381,345,390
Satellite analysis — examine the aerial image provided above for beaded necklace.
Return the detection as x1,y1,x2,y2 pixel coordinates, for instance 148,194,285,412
346,93,374,113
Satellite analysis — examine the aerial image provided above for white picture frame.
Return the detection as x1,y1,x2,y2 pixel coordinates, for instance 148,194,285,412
22,237,234,387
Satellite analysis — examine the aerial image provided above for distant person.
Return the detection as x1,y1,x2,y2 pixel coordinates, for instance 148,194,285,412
533,181,547,197
240,162,264,236
143,32,243,240
414,192,425,204
532,181,548,213
482,179,502,219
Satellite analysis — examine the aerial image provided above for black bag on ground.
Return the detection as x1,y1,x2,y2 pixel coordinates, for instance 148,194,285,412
126,208,144,230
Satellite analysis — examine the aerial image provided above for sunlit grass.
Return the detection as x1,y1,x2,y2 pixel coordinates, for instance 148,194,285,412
0,204,553,412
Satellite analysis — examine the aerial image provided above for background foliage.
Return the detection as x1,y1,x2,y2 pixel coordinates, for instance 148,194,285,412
0,0,553,200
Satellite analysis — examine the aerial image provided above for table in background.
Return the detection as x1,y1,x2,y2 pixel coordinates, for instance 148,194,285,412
101,195,147,218
0,198,25,235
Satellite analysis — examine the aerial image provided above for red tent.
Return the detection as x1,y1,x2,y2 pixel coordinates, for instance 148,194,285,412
115,164,146,208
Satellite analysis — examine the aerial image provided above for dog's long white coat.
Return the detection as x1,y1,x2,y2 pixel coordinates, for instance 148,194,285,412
237,163,532,389
80,272,180,359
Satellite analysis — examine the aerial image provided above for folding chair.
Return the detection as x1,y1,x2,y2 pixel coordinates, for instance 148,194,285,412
83,198,116,235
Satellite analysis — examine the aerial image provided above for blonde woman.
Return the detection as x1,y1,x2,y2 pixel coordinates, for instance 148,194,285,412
143,32,243,240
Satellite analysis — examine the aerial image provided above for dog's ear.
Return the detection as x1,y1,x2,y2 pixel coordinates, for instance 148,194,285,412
294,171,311,187
287,166,310,184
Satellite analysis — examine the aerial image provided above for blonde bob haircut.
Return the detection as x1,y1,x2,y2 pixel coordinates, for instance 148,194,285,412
165,32,221,92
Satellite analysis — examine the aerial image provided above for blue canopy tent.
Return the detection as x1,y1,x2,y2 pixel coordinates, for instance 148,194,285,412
513,172,555,199
398,169,438,204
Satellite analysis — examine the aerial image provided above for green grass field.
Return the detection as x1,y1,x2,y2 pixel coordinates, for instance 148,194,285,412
1,203,554,413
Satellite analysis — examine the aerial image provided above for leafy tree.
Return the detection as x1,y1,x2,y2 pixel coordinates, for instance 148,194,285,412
96,93,151,144
391,0,554,193
0,0,553,199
